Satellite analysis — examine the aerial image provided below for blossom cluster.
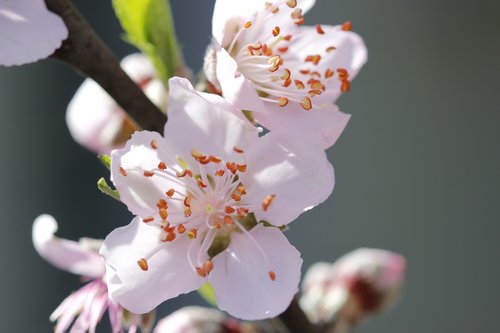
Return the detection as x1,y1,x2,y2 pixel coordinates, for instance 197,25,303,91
1,0,407,332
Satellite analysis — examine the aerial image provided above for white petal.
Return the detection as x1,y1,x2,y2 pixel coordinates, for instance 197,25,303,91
210,224,302,320
110,131,185,219
165,77,258,162
240,130,334,226
254,102,350,149
0,0,67,66
120,53,156,83
100,217,204,314
32,214,104,278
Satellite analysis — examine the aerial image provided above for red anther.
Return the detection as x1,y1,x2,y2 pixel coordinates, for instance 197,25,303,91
262,44,272,56
286,0,297,8
277,97,289,107
177,224,186,234
341,21,352,31
308,89,323,97
158,161,167,170
236,164,247,172
243,21,252,29
268,270,277,281
176,169,192,178
225,206,236,214
163,232,176,242
223,215,234,226
272,26,280,37
137,258,149,271
157,199,168,209
268,65,280,73
150,140,158,149
237,207,249,217
283,34,292,41
300,69,310,75
233,146,244,154
184,207,192,217
159,208,168,221
337,68,349,79
283,77,292,87
295,18,305,25
196,267,207,277
291,8,302,19
325,68,334,79
184,196,192,207
278,46,289,53
209,156,222,163
310,71,321,78
300,96,313,110
143,217,154,223
281,68,291,81
237,185,247,195
119,167,127,177
295,79,305,89
262,194,276,211
231,193,242,202
215,170,225,177
341,80,351,93
316,24,325,34
187,228,198,239
326,46,337,53
203,260,214,274
197,178,207,189
310,55,321,65
310,81,325,91
166,188,175,197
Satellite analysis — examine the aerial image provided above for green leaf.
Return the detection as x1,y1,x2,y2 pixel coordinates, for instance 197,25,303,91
97,178,121,201
112,0,181,85
198,283,217,307
98,154,111,170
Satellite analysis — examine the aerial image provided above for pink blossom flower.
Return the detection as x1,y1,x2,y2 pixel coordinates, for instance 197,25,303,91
32,214,152,333
66,53,167,154
205,0,367,149
0,0,67,66
300,248,406,328
100,77,334,320
153,307,239,333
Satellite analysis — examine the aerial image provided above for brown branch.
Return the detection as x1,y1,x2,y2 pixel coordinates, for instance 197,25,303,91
45,0,167,133
278,297,319,333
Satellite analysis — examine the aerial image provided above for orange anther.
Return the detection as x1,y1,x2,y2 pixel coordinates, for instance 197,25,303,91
191,149,204,158
310,81,325,91
166,188,175,197
184,207,192,217
137,258,149,271
278,46,289,53
300,96,313,110
268,270,277,281
236,164,247,172
177,224,186,234
325,68,334,79
326,46,337,53
316,24,325,34
176,169,193,178
286,0,297,8
158,161,167,170
341,21,352,31
291,8,302,19
143,217,154,223
187,228,198,239
209,156,222,163
262,194,277,211
283,78,292,87
196,267,207,277
231,193,242,202
223,215,234,226
308,89,323,97
163,232,176,242
159,208,168,221
237,185,247,195
150,140,158,149
225,206,235,214
119,167,127,177
295,18,305,25
233,146,244,154
249,43,262,50
243,21,252,29
341,80,351,93
295,79,305,90
215,170,225,177
281,68,291,81
203,260,214,274
272,26,280,37
184,195,192,207
237,207,249,217
283,34,292,41
197,178,207,189
277,97,289,107
300,69,310,75
157,199,168,209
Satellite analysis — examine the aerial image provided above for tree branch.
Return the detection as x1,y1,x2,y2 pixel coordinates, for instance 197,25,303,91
45,0,167,133
279,297,319,333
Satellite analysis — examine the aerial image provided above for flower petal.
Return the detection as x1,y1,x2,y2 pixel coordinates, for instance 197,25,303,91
100,217,204,314
0,0,68,66
32,214,105,278
165,77,258,162
254,102,351,149
210,224,302,320
240,130,334,226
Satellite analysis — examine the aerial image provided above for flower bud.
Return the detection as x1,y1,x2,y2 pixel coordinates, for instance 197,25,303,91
300,248,406,331
153,307,240,333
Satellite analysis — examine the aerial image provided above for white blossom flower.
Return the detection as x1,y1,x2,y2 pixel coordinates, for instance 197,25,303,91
205,0,367,148
0,0,67,66
154,307,237,333
100,77,334,320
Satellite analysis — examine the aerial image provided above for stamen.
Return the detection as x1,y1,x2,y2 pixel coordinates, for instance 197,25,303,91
316,24,325,34
341,21,353,31
231,193,242,202
119,167,127,177
176,169,193,178
286,0,297,8
269,270,277,281
243,21,252,29
326,46,336,53
177,224,186,234
195,267,207,277
325,68,334,79
283,34,292,41
187,228,198,239
162,232,176,242
150,140,158,149
166,188,175,197
237,207,249,217
278,46,289,53
291,8,302,19
262,194,277,211
159,208,168,221
233,146,244,154
225,206,236,214
184,195,192,207
215,170,225,177
203,260,214,275
295,80,305,89
277,97,289,107
272,26,280,37
300,96,313,110
143,217,154,223
237,185,247,195
197,178,207,189
341,80,351,92
157,199,168,209
137,258,148,271
223,215,234,226
184,207,192,217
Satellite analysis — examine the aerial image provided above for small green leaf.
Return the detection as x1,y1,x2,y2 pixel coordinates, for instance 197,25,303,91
198,283,217,307
98,154,111,170
97,178,121,201
112,0,181,85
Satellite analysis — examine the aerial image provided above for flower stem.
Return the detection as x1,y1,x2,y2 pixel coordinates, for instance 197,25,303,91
45,0,167,133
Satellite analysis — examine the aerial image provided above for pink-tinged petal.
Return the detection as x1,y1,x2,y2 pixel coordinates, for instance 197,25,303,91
66,78,127,154
110,131,185,219
215,48,268,114
254,102,350,149
120,53,156,83
0,0,67,66
154,306,227,333
165,77,259,162
240,130,334,226
100,217,204,314
210,224,302,320
32,214,105,278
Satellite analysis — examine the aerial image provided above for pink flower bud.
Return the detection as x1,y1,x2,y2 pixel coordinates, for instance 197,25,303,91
154,307,240,333
300,248,406,329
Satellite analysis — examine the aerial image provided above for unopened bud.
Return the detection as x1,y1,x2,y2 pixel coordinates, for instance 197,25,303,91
300,248,406,331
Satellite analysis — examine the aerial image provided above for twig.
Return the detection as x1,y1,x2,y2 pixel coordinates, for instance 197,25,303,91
278,297,319,333
45,0,167,133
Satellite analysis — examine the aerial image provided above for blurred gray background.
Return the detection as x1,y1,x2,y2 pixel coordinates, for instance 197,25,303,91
0,0,498,331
